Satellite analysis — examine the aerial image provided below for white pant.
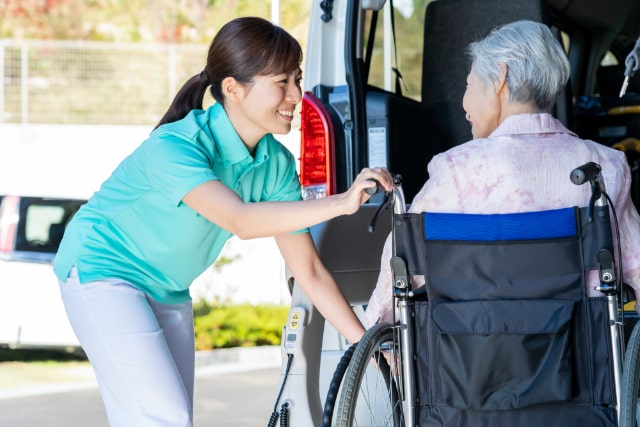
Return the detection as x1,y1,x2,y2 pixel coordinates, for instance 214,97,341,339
58,268,195,427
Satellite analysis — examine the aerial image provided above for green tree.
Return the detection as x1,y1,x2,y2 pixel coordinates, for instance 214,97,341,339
0,0,311,44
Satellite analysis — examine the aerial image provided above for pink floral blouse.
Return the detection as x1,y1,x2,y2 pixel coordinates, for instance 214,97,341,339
364,113,640,326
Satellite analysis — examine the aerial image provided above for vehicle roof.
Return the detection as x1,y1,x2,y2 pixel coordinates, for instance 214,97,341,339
546,0,640,55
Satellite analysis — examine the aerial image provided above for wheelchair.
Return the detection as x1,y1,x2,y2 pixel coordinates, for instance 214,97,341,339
321,164,640,427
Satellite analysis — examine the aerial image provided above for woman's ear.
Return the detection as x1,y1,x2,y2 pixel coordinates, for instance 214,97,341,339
495,63,508,94
222,77,243,102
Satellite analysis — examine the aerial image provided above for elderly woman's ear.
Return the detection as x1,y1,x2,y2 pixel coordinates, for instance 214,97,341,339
494,63,509,94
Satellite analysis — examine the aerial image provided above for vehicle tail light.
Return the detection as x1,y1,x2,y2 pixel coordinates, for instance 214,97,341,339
0,195,19,254
300,92,336,199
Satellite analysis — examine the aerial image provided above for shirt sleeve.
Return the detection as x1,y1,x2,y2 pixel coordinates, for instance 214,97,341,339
142,135,217,206
613,157,640,304
264,150,304,203
261,144,308,234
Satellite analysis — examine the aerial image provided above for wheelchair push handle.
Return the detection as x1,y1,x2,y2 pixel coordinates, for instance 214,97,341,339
570,162,619,293
366,174,406,232
364,179,383,195
571,162,609,225
570,162,602,186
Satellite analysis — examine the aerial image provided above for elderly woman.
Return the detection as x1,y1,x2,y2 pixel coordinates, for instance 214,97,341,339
364,19,640,326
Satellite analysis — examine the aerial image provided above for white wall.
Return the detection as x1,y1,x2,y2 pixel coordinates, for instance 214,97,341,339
0,124,301,305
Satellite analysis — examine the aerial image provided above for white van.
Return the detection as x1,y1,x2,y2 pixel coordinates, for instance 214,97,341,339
274,0,640,425
0,195,85,349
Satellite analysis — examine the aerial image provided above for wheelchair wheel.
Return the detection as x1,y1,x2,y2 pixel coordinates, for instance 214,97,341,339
322,342,358,427
621,319,640,426
334,322,404,427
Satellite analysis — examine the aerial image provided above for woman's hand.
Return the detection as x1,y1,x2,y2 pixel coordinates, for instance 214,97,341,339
339,167,394,214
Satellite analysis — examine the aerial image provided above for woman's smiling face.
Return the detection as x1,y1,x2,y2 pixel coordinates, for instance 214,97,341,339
235,70,303,144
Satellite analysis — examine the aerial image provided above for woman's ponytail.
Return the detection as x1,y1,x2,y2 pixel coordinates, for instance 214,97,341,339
154,71,210,129
154,17,302,131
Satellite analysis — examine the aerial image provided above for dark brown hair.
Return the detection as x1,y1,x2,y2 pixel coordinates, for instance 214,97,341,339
155,16,303,129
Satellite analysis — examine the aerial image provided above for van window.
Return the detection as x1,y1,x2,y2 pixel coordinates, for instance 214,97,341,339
364,1,426,102
18,204,65,251
14,198,84,255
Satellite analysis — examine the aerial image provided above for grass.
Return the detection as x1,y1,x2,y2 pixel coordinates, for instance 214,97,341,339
0,347,92,390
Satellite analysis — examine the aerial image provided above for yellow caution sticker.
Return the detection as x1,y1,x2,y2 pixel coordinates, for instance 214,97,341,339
289,311,302,330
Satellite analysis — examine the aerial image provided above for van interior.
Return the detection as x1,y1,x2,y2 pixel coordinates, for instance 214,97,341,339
359,0,640,203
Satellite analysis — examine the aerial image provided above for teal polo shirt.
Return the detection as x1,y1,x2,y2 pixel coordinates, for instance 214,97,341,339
53,102,304,304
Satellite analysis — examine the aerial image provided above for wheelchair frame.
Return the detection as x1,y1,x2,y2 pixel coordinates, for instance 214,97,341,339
328,167,640,427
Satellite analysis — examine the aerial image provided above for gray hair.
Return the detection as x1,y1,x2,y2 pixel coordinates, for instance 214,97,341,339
468,20,570,112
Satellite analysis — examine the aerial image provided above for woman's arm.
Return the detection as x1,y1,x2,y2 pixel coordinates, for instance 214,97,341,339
275,232,366,344
182,167,392,239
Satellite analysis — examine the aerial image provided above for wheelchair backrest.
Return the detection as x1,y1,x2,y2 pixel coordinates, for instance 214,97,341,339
393,206,618,425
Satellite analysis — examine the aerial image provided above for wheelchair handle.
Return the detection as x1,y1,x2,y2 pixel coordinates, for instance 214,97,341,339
570,162,602,185
391,175,406,215
364,180,382,195
367,174,406,232
571,162,608,223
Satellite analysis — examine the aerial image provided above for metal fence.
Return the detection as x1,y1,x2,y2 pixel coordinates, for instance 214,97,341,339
0,39,208,126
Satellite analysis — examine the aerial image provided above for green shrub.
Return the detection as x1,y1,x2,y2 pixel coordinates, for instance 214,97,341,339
193,301,289,350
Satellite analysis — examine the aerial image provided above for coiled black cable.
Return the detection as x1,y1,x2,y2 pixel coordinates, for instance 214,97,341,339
279,402,289,427
268,353,293,427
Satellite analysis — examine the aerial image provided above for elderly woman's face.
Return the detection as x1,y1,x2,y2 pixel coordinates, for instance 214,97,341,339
462,64,501,139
